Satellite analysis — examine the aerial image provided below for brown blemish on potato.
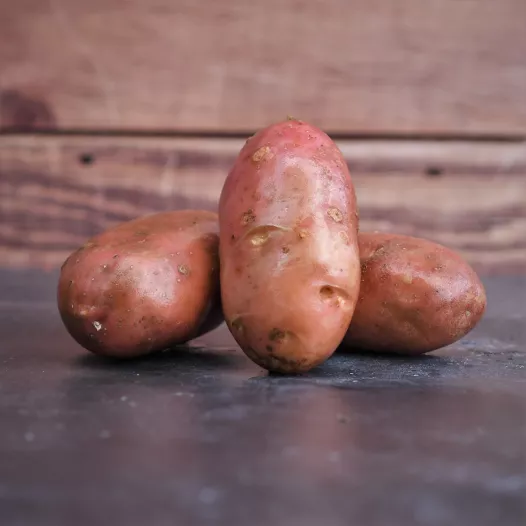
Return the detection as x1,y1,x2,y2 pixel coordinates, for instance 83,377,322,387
251,146,273,163
327,207,343,222
250,231,269,247
241,209,256,225
372,245,388,259
262,352,309,373
402,274,413,285
231,317,244,334
339,231,349,244
245,224,289,246
320,285,347,308
266,345,273,352
297,229,308,240
269,328,286,343
320,286,335,300
178,264,190,276
268,353,296,366
282,246,290,254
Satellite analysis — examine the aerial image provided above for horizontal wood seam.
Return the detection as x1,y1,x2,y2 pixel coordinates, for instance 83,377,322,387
2,130,526,143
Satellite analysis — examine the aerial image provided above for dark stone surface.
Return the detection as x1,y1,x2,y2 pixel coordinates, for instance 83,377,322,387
0,270,525,526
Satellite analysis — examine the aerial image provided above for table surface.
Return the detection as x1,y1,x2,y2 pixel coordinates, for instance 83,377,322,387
1,270,525,526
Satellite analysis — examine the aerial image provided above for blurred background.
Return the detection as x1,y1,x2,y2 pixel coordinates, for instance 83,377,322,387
1,0,525,276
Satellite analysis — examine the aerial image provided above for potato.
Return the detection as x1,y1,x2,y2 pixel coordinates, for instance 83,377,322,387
219,118,361,373
57,210,222,358
341,232,487,355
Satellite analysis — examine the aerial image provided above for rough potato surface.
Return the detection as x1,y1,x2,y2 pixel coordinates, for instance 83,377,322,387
342,232,487,354
57,211,222,358
219,119,360,373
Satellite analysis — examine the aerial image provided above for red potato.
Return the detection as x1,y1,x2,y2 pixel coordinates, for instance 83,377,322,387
57,210,222,358
342,232,487,355
219,119,361,373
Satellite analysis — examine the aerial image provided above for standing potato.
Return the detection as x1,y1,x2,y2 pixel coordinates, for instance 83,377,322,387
342,232,487,355
58,211,222,358
219,119,361,373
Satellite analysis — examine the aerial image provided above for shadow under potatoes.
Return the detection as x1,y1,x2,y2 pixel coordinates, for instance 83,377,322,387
74,344,245,374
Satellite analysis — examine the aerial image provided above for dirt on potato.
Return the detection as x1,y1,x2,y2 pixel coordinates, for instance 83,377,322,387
219,119,361,373
341,232,487,355
57,210,222,358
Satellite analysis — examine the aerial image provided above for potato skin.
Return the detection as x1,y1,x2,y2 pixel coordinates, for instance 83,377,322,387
342,232,487,355
57,210,222,358
219,119,360,373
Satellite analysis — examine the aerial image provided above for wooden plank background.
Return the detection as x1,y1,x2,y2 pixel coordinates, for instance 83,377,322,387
2,135,525,273
1,0,525,135
1,0,525,275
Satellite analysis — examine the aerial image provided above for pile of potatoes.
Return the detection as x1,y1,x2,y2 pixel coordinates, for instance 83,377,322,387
58,119,486,373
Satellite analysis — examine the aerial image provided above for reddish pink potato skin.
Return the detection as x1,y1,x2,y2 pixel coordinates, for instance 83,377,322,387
57,211,222,358
219,119,360,373
342,232,487,355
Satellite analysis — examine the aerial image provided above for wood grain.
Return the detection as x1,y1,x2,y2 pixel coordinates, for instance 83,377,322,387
1,135,525,273
1,0,525,135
